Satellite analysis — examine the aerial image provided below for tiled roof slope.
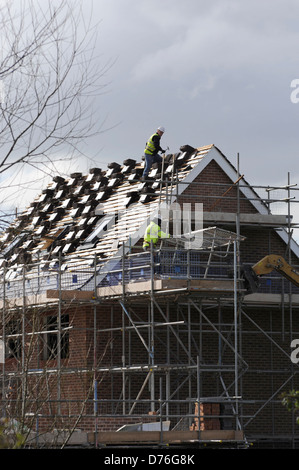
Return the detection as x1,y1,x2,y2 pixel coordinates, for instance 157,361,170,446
0,144,215,273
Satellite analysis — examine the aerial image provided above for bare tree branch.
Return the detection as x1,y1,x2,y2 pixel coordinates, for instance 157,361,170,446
0,0,112,211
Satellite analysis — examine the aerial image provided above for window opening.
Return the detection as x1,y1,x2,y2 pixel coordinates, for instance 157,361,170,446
44,315,69,360
6,320,22,359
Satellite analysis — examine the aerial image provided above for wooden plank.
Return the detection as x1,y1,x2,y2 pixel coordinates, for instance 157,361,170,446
88,430,244,445
96,278,237,298
97,280,163,297
46,289,95,300
26,431,89,446
162,279,235,292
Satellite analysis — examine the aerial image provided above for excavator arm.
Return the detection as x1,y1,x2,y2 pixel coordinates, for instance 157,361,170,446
241,254,299,293
251,254,299,288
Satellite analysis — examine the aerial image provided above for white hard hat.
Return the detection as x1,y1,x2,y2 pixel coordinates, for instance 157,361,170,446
157,126,165,133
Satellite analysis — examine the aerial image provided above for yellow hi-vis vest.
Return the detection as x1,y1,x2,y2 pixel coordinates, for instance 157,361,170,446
144,133,159,155
143,221,170,248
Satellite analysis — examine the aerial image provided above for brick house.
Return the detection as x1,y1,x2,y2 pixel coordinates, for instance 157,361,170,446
0,144,299,448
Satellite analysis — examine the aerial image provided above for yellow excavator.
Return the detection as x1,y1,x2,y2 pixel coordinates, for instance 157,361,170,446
242,254,299,293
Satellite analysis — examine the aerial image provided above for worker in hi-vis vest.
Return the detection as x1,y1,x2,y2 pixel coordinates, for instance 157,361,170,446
143,217,170,251
142,126,166,179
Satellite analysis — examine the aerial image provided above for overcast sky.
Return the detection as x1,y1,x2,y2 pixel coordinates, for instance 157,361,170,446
88,0,299,189
3,0,299,232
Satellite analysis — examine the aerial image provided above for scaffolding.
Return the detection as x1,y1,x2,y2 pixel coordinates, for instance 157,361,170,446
1,166,299,448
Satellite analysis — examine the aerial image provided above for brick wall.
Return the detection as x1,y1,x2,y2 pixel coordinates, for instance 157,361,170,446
4,287,299,439
178,159,258,214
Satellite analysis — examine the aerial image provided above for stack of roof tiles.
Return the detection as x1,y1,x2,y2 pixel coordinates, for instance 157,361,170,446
0,144,212,275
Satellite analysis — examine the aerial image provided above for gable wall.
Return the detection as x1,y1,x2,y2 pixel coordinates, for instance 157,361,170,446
178,159,258,214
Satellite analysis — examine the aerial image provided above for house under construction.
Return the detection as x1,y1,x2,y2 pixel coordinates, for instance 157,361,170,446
0,143,299,449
